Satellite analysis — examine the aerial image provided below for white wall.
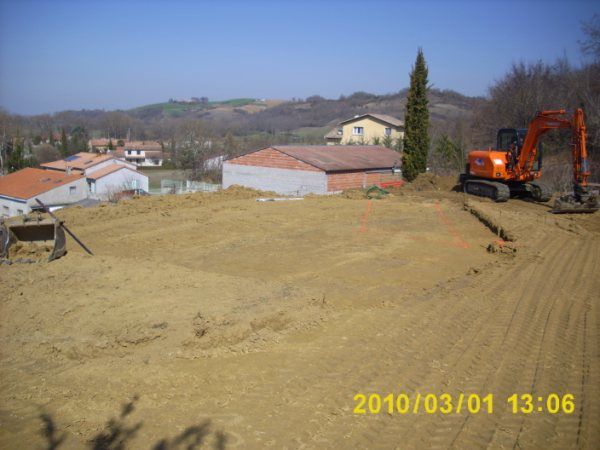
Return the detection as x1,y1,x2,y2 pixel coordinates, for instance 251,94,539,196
0,177,87,218
137,158,163,167
0,196,28,218
223,162,328,195
124,150,163,167
90,168,149,200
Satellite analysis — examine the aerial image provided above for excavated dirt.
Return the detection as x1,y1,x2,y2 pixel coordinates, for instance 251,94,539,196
1,188,599,449
7,241,53,262
401,172,458,192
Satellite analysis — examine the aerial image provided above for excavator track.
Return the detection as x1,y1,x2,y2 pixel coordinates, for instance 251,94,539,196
464,179,510,202
527,181,553,202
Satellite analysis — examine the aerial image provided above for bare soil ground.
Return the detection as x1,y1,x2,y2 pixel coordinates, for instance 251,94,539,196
1,185,599,449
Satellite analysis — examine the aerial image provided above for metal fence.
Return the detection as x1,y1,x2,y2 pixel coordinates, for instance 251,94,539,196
158,179,221,195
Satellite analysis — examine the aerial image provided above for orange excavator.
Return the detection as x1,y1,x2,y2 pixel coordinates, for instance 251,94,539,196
460,108,598,213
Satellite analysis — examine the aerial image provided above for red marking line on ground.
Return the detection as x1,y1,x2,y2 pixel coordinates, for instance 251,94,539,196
434,201,470,249
358,200,373,233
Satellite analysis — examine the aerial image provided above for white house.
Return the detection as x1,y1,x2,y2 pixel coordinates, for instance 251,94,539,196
86,164,149,200
40,152,149,200
0,168,87,217
123,142,164,167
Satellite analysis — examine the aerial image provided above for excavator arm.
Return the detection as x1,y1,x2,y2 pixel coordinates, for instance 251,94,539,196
571,108,591,189
516,110,571,178
521,108,598,213
517,109,591,189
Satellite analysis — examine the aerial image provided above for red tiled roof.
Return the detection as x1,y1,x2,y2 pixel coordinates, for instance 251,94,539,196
89,138,126,147
86,164,126,180
233,146,402,172
124,141,162,151
0,168,83,200
40,152,114,171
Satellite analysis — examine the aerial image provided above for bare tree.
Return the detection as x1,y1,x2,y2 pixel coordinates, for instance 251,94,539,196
33,144,61,163
580,14,600,62
177,120,214,181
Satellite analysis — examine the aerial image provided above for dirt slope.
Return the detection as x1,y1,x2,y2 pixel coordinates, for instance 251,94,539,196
0,190,598,449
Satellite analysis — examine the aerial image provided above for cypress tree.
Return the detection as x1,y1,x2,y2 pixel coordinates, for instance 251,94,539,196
7,139,28,172
60,128,68,157
402,48,430,181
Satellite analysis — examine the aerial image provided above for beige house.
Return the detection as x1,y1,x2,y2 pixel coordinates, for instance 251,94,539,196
325,113,404,146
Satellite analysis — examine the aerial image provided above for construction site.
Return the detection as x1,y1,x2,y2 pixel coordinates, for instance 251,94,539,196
0,176,599,449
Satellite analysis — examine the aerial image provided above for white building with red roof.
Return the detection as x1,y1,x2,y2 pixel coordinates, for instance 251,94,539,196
85,164,149,200
0,168,88,217
40,152,149,201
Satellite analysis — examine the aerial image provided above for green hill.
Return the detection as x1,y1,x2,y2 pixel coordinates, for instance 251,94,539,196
128,98,260,120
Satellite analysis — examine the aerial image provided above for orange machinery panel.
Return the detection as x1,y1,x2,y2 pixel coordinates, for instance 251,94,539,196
468,150,509,180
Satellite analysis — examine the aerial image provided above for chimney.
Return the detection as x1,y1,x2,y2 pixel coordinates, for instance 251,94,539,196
66,166,71,175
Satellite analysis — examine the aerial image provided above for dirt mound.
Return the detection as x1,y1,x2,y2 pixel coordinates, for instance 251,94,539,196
403,173,458,192
7,241,52,262
214,185,279,199
341,188,367,199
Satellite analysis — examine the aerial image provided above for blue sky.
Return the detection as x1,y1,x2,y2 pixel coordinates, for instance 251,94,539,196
0,0,597,115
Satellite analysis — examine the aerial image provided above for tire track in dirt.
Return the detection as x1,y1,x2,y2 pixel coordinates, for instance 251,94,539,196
399,233,574,449
440,231,598,450
510,236,596,450
256,216,600,449
229,265,510,446
449,234,585,449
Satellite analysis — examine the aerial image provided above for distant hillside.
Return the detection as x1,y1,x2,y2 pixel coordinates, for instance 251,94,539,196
127,98,285,121
197,89,486,138
124,90,483,130
9,89,486,145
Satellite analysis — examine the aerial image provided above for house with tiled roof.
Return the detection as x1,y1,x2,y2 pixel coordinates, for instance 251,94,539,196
85,164,148,200
0,168,87,217
324,113,404,146
122,141,165,167
40,152,149,201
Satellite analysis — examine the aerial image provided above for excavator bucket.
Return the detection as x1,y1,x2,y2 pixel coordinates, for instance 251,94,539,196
0,213,66,263
551,185,599,214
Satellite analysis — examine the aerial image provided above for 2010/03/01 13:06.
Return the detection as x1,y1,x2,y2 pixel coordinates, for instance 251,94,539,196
353,393,576,415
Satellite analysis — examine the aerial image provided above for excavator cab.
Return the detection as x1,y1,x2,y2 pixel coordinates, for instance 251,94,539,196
496,128,542,171
496,128,527,152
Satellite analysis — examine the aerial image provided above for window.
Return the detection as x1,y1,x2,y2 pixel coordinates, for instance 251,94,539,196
353,126,364,136
137,150,141,155
384,127,392,136
69,186,77,195
336,127,343,135
17,209,24,215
